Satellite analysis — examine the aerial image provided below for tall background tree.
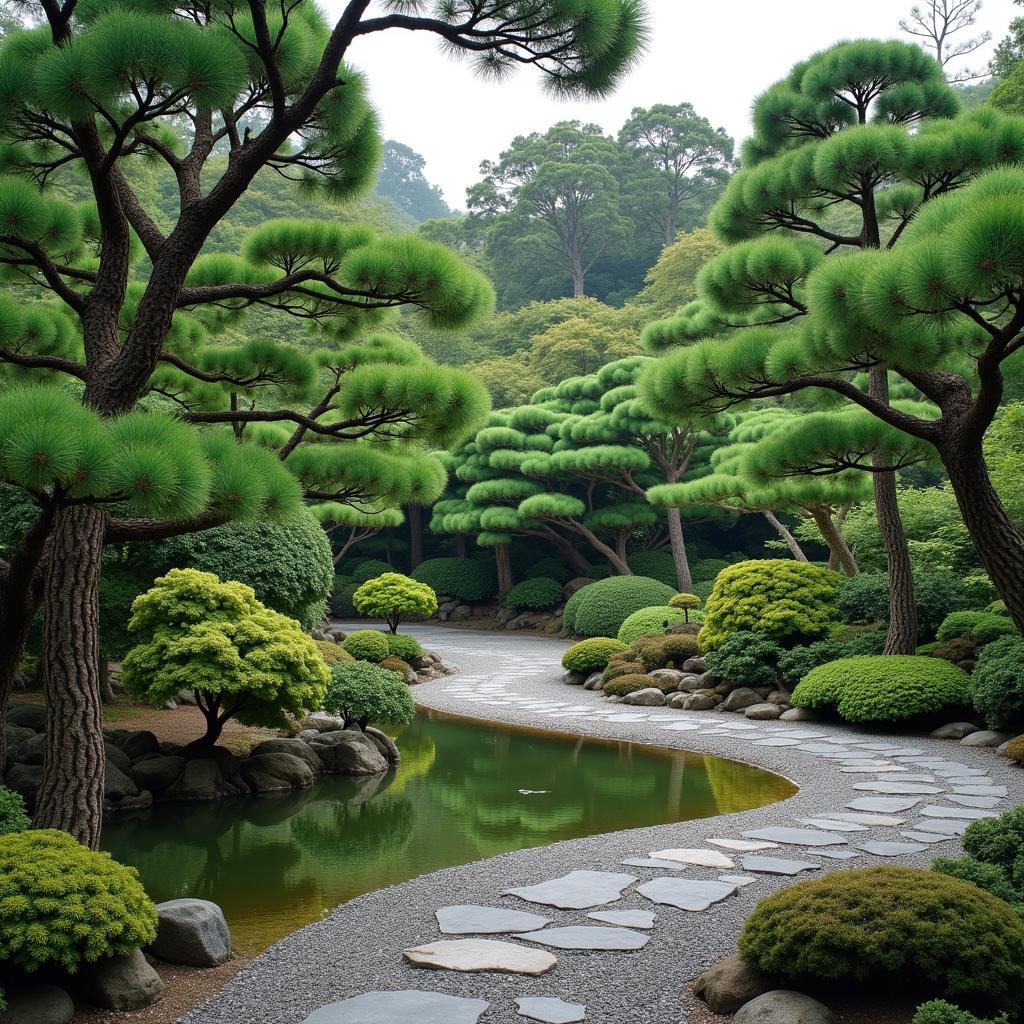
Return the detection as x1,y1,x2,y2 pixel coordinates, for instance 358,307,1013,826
901,0,993,80
375,140,452,223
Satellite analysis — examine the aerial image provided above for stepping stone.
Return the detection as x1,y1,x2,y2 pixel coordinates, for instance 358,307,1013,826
707,837,780,852
846,797,921,813
515,997,586,1024
825,812,906,826
740,855,820,876
649,848,736,868
799,743,853,753
920,805,997,820
873,748,925,757
636,877,738,911
303,991,489,1024
515,926,649,951
798,818,869,832
436,906,552,935
902,831,956,844
809,849,860,860
839,766,909,774
587,910,656,929
719,874,758,886
856,743,903,751
741,827,847,847
403,940,557,975
858,840,928,856
658,722,701,731
951,785,1004,796
752,738,802,746
504,871,637,910
772,730,827,739
621,858,686,872
852,782,944,795
910,818,973,836
946,794,1001,809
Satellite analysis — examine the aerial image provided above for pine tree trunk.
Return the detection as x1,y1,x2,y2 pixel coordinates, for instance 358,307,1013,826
455,535,468,558
573,523,632,576
408,505,423,570
665,506,693,592
495,542,513,598
32,506,107,849
810,507,859,577
762,511,809,562
536,529,591,577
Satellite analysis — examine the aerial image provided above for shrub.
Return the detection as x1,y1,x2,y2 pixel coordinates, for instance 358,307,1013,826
691,557,730,583
932,856,1023,912
603,674,662,696
616,606,687,645
379,655,413,676
504,576,564,611
973,635,1024,731
698,560,841,651
972,616,1018,646
411,557,496,602
562,637,629,672
121,569,329,748
626,550,678,587
928,635,977,666
314,640,354,667
601,659,645,683
705,631,784,687
777,638,845,687
837,570,971,640
0,787,28,836
561,583,593,632
353,572,438,632
961,807,1024,892
1005,735,1024,761
521,557,571,584
668,592,701,620
387,634,423,660
633,634,700,672
330,578,359,618
0,830,158,972
351,559,394,583
322,661,416,731
938,611,1018,645
342,629,391,663
739,867,1024,1012
913,1002,1008,1024
792,655,972,723
570,576,677,638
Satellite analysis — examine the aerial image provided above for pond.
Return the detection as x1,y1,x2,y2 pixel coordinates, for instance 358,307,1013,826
102,708,795,954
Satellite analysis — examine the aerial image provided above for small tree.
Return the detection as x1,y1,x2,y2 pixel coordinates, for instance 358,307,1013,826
322,661,415,732
352,572,437,633
121,569,329,748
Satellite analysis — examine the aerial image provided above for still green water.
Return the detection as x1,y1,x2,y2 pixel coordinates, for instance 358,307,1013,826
101,709,794,954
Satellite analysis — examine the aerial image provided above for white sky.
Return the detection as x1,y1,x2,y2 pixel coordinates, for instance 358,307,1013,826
325,0,1020,208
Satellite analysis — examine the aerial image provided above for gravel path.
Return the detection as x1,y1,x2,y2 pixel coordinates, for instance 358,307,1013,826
183,625,1024,1024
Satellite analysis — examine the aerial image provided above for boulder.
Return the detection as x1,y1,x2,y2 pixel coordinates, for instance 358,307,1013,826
563,577,594,598
734,991,835,1024
104,762,140,803
4,723,34,749
695,670,724,688
159,740,184,756
766,690,792,706
79,950,165,1011
693,954,771,1014
0,983,74,1024
648,669,686,690
132,755,186,794
120,730,161,762
365,726,401,766
682,657,706,674
149,898,232,967
931,721,980,740
668,692,691,709
583,672,604,690
12,732,46,766
961,730,1013,747
5,763,42,805
745,703,782,721
449,605,472,622
622,687,666,707
308,729,388,775
677,692,718,711
240,752,315,792
104,742,132,774
8,704,46,731
723,687,762,713
162,758,248,802
175,689,198,706
562,670,588,686
714,681,734,696
298,713,344,733
250,737,323,774
676,675,707,693
780,707,820,722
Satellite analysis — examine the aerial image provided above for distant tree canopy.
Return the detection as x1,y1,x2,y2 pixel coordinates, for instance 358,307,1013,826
375,140,453,224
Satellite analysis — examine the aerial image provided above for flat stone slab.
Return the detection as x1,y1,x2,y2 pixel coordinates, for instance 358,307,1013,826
846,797,921,813
752,738,802,746
403,939,556,975
636,877,738,911
719,874,758,886
587,910,657,929
797,818,868,832
514,926,649,951
504,871,637,910
741,827,847,847
825,812,906,826
858,840,928,856
856,743,903,751
303,991,489,1024
800,743,854,753
920,805,997,820
649,848,736,868
740,855,820,876
436,906,552,935
946,794,1001,808
809,849,860,860
911,818,973,836
621,858,686,872
901,831,956,844
707,837,780,852
851,782,944,795
952,784,1006,796
515,997,585,1024
839,766,909,774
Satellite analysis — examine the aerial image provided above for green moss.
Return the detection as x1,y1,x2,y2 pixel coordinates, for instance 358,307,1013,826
561,637,629,673
616,606,686,645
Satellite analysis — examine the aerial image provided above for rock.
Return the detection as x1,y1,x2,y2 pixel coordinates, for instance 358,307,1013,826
513,926,649,951
308,729,388,775
723,687,762,712
715,682,734,696
159,740,183,755
675,674,707,693
668,692,691,709
149,898,232,967
622,687,666,707
104,742,132,774
930,722,980,739
503,870,637,910
8,703,46,730
121,730,161,761
607,695,622,703
241,752,315,792
562,670,588,686
734,991,835,1024
12,731,45,765
696,670,723,688
297,713,344,733
745,703,782,721
250,737,324,773
635,877,738,911
766,689,792,706
682,657,706,673
104,761,140,803
0,983,74,1024
694,954,772,1014
403,939,556,975
436,905,552,935
4,723,34,749
364,726,401,765
5,763,42,805
175,689,198,706
80,950,165,1011
685,693,719,711
162,757,247,802
515,997,585,1024
131,756,185,794
960,730,1012,747
583,672,604,690
449,605,472,622
563,577,594,598
780,707,820,722
648,668,686,689
303,991,489,1024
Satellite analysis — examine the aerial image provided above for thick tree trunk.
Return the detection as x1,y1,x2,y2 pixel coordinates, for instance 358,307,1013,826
455,535,468,559
614,530,629,565
810,507,859,577
532,527,591,578
569,253,585,297
572,523,632,576
762,511,809,562
32,506,107,849
494,542,513,598
665,506,693,593
408,504,423,570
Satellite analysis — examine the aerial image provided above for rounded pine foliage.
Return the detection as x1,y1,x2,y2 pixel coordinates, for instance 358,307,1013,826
387,633,423,660
617,605,686,645
937,611,1017,646
570,575,677,638
972,635,1024,731
504,576,564,611
931,856,1023,913
739,867,1024,1012
411,557,496,602
705,631,784,687
793,655,972,723
0,830,157,972
699,559,840,651
353,572,437,631
322,660,415,731
603,674,660,697
961,807,1024,891
632,633,700,672
561,637,629,672
342,629,390,663
0,786,28,836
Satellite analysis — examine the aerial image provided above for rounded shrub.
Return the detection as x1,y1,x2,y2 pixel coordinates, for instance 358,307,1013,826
561,583,593,633
520,556,571,584
504,576,564,611
937,610,1018,646
972,635,1024,731
562,637,629,673
1004,735,1024,761
570,576,677,639
691,557,730,583
617,606,687,645
668,592,701,620
330,578,359,618
603,674,660,697
353,572,437,631
738,866,1024,1012
633,634,700,672
411,557,496,602
351,559,394,583
961,807,1024,891
0,830,158,972
322,661,415,731
626,550,678,587
913,1002,1009,1024
931,856,1023,912
315,640,354,667
698,559,841,651
705,631,784,687
792,655,972,723
777,638,845,687
0,787,28,836
379,655,413,676
387,633,423,660
601,659,645,683
342,629,390,662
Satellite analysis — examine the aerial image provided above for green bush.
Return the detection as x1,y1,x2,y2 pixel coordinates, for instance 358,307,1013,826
777,638,845,687
961,807,1024,893
616,606,686,645
705,631,784,687
0,787,28,836
633,634,700,672
379,655,413,676
932,856,1023,912
603,673,666,696
626,550,678,587
973,635,1024,731
342,629,391,663
353,572,437,631
351,559,394,582
561,583,593,632
330,578,360,618
601,659,645,683
0,830,158,972
698,559,840,651
837,570,972,640
739,867,1024,1012
570,575,677,638
520,557,572,584
387,634,423,660
668,592,701,620
314,640,354,667
792,655,972,723
691,558,730,583
411,557,496,602
561,637,629,672
504,576,564,611
322,661,416,731
937,611,1018,646
913,1001,1009,1024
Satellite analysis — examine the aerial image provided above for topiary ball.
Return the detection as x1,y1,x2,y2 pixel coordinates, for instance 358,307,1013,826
632,634,700,672
570,576,677,638
387,633,423,660
603,674,660,697
938,610,1018,646
504,576,564,611
617,606,687,645
342,629,390,662
561,637,629,673
411,557,496,602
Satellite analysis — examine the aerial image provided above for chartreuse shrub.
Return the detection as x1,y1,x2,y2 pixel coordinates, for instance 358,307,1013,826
739,867,1024,1012
0,787,28,835
633,634,700,672
562,637,629,673
353,572,437,632
314,640,354,667
698,560,840,651
387,634,423,660
504,576,564,611
342,629,391,662
937,611,1018,646
913,1002,1008,1024
793,656,972,723
0,830,158,972
668,592,701,621
972,635,1024,731
705,631,784,687
322,661,415,731
121,569,329,747
571,576,677,638
617,606,686,645
411,557,496,602
604,674,664,697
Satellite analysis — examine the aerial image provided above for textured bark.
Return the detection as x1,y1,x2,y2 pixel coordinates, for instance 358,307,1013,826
494,542,513,598
572,522,631,576
665,506,694,592
762,511,809,562
810,506,859,577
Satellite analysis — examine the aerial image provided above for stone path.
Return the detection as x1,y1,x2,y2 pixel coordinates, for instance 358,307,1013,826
184,625,1024,1024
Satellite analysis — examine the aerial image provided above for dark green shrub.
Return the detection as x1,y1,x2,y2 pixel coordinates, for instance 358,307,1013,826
837,570,971,640
739,867,1024,1012
351,559,394,582
561,583,591,633
929,635,977,665
777,638,845,686
616,606,686,645
792,655,972,723
0,787,28,836
913,1001,1008,1024
931,856,1023,913
973,635,1024,731
504,576,564,611
387,634,423,660
633,634,700,672
571,576,677,638
961,807,1024,892
705,631,784,687
412,557,497,602
691,557,730,583
322,661,415,731
562,637,629,672
601,659,645,683
0,830,158,972
330,578,359,618
626,550,678,587
520,557,571,584
938,611,1018,645
603,674,665,696
972,616,1018,646
342,629,390,662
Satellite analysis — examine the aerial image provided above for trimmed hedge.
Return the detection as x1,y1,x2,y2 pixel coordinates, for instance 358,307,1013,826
1005,735,1024,761
972,635,1024,731
387,633,423,660
626,550,678,587
411,557,496,602
570,576,677,639
938,611,1018,646
617,606,686,645
504,576,564,611
314,640,354,667
342,630,390,663
603,674,665,696
633,634,700,672
705,631,784,687
562,637,629,673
